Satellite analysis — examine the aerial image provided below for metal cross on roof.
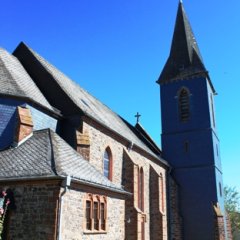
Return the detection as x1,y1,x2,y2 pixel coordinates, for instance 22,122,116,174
135,112,141,123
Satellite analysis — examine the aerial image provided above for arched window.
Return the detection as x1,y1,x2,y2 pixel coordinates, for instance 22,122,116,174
179,88,190,122
103,148,112,181
85,194,107,232
138,167,144,212
159,174,164,213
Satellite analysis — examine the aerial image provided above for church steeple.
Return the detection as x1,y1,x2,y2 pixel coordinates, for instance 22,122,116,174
159,2,227,239
158,1,215,92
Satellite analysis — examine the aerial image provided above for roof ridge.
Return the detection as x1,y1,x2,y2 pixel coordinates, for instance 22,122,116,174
13,43,167,163
22,43,124,120
135,123,161,155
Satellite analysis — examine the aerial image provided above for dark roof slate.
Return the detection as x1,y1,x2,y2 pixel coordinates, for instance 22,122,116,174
134,123,162,155
14,42,167,163
0,48,54,111
157,2,215,93
0,129,125,193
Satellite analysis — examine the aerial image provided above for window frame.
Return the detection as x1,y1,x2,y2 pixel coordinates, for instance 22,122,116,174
84,194,107,233
103,147,113,181
159,173,165,214
138,167,144,212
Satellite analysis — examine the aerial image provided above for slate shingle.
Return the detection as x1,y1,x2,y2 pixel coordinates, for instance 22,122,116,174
0,48,54,111
0,129,125,193
14,43,166,162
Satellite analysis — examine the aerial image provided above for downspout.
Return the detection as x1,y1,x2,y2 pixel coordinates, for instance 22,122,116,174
57,176,71,240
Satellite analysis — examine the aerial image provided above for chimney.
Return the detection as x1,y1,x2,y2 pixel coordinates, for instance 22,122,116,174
14,106,33,145
76,130,90,160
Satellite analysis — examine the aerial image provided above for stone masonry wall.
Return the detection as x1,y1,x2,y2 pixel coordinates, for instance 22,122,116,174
150,166,165,240
60,184,125,240
169,177,183,240
0,181,60,240
226,212,233,240
83,121,124,188
80,120,168,240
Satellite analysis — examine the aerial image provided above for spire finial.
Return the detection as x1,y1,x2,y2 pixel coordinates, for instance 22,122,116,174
135,112,141,123
180,0,183,3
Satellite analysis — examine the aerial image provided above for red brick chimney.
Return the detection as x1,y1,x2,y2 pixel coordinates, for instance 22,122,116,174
76,130,90,160
14,106,33,145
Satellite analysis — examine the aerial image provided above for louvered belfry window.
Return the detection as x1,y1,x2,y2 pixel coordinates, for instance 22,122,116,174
179,88,190,122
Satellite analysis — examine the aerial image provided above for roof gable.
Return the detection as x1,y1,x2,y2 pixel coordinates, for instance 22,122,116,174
13,42,166,163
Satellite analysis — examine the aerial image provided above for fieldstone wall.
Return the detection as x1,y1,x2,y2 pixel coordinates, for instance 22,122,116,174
150,166,165,240
169,177,183,240
226,212,233,240
82,121,124,188
0,181,60,240
60,184,125,240
71,119,168,240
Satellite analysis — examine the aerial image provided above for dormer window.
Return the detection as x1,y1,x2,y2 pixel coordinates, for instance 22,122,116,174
179,88,190,122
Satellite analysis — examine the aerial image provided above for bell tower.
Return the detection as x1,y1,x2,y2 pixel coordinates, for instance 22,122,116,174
158,2,228,239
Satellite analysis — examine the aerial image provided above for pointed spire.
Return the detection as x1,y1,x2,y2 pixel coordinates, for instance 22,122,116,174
158,2,215,92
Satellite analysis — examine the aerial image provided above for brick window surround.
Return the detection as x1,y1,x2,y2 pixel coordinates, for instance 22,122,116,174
85,194,107,233
103,147,113,181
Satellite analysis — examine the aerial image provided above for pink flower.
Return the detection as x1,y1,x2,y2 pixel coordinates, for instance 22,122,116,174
6,199,10,205
0,208,4,215
2,191,6,197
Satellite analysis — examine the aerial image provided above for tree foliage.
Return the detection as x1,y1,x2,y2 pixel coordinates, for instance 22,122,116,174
224,186,240,236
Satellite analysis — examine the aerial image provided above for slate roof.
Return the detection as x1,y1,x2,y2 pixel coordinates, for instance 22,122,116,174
13,42,167,163
0,129,126,193
0,48,54,111
157,2,215,93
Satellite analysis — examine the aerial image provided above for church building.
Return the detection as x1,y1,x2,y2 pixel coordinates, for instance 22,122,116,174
0,2,232,240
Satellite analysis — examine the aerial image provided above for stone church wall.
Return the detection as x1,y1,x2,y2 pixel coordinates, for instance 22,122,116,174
169,177,183,240
81,119,168,240
0,181,60,240
0,181,126,240
83,120,124,188
60,183,125,240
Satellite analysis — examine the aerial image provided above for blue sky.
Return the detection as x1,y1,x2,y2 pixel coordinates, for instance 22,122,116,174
1,0,240,190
